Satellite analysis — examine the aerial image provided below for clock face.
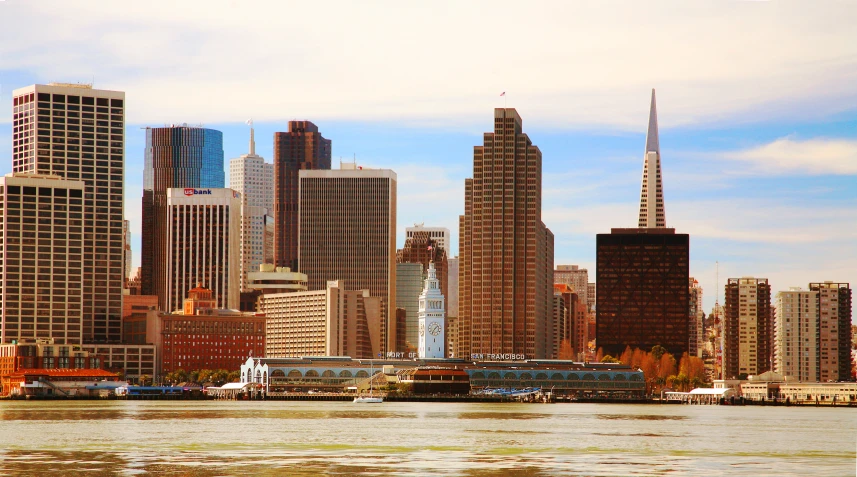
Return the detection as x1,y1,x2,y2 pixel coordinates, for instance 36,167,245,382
419,323,425,336
428,322,442,336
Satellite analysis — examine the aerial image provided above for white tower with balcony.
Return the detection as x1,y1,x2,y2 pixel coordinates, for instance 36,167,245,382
418,262,446,358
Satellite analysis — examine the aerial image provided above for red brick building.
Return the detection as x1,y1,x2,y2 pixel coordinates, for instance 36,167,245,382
154,287,265,376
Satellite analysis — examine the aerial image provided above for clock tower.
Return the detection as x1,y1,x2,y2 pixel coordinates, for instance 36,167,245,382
418,262,446,358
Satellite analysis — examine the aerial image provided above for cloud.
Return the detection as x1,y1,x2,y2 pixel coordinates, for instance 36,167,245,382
2,1,857,129
722,137,857,175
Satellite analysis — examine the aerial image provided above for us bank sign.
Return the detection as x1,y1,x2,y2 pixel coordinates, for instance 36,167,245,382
184,188,212,196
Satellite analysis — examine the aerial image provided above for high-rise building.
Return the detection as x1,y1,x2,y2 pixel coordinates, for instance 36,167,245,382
596,229,690,357
447,256,459,358
418,262,446,359
12,83,125,343
396,262,424,349
724,277,772,379
638,89,665,228
689,278,704,357
164,188,240,312
809,282,852,382
405,224,450,252
141,125,224,312
458,108,555,360
298,165,397,352
554,265,589,308
123,219,132,286
774,287,818,381
596,92,689,358
260,280,380,359
587,282,596,312
0,174,85,344
230,127,274,292
274,121,331,271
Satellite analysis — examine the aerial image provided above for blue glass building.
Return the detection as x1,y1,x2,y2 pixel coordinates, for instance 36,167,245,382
141,126,225,307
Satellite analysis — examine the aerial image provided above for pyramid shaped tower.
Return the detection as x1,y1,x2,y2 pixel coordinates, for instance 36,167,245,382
637,89,666,228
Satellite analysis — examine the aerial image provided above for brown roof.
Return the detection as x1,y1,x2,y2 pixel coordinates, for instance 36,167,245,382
12,368,119,378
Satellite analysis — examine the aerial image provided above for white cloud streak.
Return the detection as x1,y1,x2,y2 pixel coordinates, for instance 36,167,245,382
722,137,857,175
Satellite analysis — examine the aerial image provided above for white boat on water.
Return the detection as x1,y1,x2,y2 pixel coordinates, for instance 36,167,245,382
354,361,383,403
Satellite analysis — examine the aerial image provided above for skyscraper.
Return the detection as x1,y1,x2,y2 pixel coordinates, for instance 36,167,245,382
397,230,450,347
229,126,274,291
0,174,85,344
298,165,396,353
809,282,852,382
596,91,689,357
638,89,665,228
554,265,589,308
405,224,450,252
689,278,704,357
164,188,241,312
458,108,555,360
141,125,224,311
12,83,125,343
774,287,818,381
724,277,771,378
274,121,331,271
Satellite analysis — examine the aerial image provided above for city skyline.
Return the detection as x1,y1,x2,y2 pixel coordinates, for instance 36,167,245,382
1,2,855,315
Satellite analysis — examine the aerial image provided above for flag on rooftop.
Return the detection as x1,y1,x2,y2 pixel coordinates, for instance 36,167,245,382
245,118,253,126
500,92,505,97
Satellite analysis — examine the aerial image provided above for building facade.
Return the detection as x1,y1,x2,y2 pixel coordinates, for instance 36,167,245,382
298,166,397,352
142,125,225,311
259,280,380,359
396,262,423,349
724,277,772,379
458,108,555,360
774,287,818,381
405,224,450,252
0,174,85,345
554,265,589,310
596,228,690,357
165,188,240,311
689,278,704,357
810,282,852,381
418,262,446,359
273,121,331,271
229,127,274,292
12,83,126,343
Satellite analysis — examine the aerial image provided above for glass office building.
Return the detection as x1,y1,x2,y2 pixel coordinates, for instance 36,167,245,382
141,126,225,311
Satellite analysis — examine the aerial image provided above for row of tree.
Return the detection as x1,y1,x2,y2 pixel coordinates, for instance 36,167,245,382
157,369,241,387
597,345,708,394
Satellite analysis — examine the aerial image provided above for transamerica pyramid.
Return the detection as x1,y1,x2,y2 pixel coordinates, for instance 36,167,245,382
637,89,666,228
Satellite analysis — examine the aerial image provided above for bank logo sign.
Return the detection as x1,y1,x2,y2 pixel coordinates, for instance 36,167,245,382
184,188,212,196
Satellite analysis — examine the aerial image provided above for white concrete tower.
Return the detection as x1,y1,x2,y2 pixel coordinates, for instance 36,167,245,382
638,89,666,228
229,123,275,291
418,262,446,358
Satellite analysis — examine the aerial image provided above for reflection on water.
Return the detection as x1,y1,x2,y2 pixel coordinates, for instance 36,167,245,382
0,401,854,476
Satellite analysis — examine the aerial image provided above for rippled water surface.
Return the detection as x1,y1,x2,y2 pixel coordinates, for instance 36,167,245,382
0,401,853,476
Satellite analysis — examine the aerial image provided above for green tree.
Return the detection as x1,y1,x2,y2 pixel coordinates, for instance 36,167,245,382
651,345,667,361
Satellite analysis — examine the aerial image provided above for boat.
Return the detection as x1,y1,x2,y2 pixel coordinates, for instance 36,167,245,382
354,361,383,403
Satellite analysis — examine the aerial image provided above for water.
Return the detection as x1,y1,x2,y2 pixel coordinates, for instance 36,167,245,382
0,400,853,476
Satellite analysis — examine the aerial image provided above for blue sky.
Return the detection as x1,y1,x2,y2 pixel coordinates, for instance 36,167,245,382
1,1,855,314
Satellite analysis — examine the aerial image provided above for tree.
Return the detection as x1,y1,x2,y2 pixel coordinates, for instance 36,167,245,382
651,345,667,361
558,339,574,360
601,355,619,364
619,346,633,366
595,347,605,363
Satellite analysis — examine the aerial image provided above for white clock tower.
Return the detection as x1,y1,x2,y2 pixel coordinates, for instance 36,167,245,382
418,261,445,358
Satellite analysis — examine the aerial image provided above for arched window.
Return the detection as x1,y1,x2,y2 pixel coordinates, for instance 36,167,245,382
504,372,517,380
305,370,319,378
551,373,564,381
288,370,302,378
356,370,369,378
470,372,485,380
322,370,335,378
339,370,353,378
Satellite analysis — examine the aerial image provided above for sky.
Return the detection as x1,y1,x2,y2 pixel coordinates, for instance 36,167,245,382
1,0,855,314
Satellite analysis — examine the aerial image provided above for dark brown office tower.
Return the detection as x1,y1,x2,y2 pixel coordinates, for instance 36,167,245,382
458,108,555,360
809,282,852,382
274,121,331,271
723,277,771,379
596,229,690,357
12,84,125,343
